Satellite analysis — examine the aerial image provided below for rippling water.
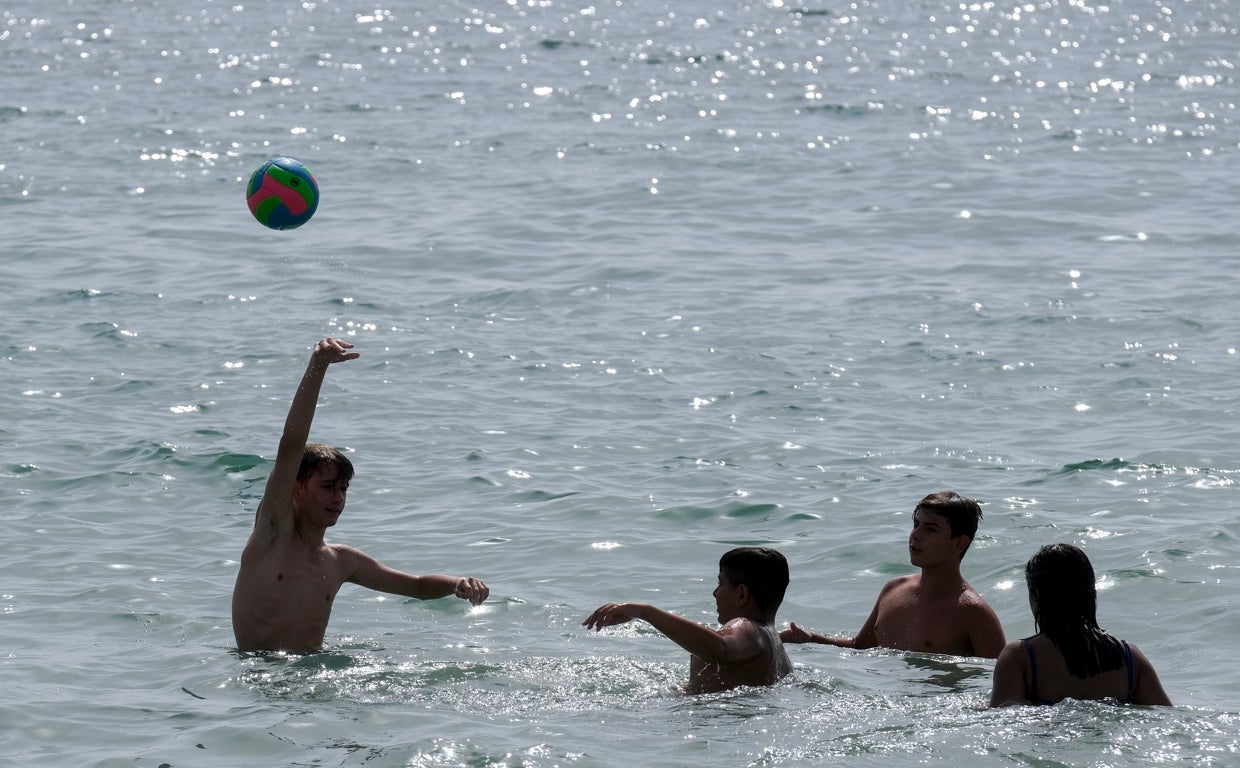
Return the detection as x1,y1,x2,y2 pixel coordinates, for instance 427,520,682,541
3,0,1239,765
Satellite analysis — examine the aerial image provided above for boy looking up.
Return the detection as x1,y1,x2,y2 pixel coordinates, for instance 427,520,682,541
583,547,793,694
231,338,489,653
781,491,1005,659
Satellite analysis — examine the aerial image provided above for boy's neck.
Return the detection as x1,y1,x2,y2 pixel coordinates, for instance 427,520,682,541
732,608,775,625
292,519,328,548
917,561,966,591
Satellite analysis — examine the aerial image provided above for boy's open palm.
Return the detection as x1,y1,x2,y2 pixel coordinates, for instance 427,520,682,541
583,603,639,630
315,337,360,365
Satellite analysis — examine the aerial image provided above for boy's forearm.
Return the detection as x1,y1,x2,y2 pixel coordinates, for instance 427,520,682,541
410,574,461,600
280,355,331,447
280,340,359,447
787,625,853,647
365,571,459,600
818,634,855,648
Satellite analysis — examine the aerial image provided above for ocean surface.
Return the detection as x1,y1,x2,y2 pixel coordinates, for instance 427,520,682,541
3,0,1239,765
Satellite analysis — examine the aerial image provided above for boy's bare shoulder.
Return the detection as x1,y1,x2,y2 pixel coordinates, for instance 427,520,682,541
325,541,371,567
958,581,997,609
879,574,919,593
720,616,770,640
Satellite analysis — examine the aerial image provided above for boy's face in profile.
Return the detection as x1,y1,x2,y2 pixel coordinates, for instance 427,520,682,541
292,464,349,528
908,507,967,567
712,571,745,624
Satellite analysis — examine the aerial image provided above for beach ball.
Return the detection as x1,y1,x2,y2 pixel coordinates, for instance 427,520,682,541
246,157,319,230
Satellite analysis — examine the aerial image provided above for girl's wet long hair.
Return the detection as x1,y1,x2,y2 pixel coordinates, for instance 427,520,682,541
1026,543,1125,678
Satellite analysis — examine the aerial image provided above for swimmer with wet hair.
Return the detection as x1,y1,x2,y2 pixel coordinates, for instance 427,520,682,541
584,547,793,694
231,338,489,654
989,543,1170,706
782,491,1006,658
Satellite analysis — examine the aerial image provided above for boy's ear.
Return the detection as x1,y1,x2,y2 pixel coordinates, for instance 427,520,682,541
736,582,751,606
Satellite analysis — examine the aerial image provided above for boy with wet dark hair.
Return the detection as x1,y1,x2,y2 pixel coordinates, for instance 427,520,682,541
231,338,489,654
720,546,790,616
583,547,792,694
918,490,983,557
781,491,1005,658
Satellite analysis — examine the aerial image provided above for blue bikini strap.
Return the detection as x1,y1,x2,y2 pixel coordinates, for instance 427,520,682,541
1122,640,1135,702
1023,638,1040,703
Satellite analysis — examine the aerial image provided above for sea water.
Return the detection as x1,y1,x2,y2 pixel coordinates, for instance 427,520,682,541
2,0,1238,765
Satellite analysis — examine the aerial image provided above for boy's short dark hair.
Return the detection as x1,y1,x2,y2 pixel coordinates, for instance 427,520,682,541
719,547,789,616
297,443,354,484
915,491,983,556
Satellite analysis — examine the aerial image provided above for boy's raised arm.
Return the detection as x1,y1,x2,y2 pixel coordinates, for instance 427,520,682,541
253,338,359,540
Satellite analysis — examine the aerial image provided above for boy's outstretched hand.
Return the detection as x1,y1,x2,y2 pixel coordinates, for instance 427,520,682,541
779,622,813,643
313,337,360,365
455,577,490,606
582,602,642,631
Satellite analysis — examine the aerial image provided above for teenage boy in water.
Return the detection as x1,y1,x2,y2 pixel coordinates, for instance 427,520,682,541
781,491,1006,659
583,547,793,694
231,338,489,653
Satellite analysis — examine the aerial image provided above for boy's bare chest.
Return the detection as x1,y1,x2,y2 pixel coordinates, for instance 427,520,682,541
875,589,969,652
248,543,348,605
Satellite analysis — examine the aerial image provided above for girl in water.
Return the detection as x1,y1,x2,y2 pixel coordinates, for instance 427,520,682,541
990,543,1171,707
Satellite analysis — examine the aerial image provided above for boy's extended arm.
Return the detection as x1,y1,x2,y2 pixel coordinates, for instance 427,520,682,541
780,592,882,649
779,621,854,648
253,338,359,540
346,548,489,605
582,603,763,664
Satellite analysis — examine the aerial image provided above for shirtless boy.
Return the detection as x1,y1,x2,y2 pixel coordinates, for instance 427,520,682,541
231,337,489,653
583,547,793,694
781,491,1005,659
